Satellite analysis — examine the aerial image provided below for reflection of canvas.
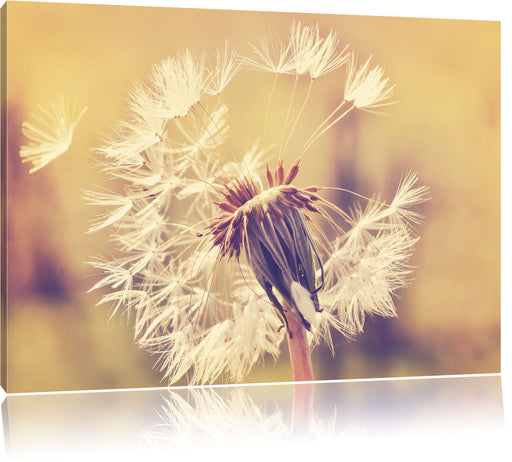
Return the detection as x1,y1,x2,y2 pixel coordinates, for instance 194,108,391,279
3,376,505,458
1,2,500,393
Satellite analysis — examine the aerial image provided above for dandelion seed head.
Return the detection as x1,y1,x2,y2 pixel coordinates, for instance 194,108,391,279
246,22,348,78
390,171,431,225
344,54,396,111
141,50,209,120
290,21,349,79
20,95,87,173
63,24,428,384
206,41,243,95
245,35,295,74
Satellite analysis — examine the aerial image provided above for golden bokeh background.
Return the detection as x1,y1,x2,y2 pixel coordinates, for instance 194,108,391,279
4,1,500,392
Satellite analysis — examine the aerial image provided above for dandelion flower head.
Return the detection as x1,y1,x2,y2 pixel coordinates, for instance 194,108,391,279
82,22,428,385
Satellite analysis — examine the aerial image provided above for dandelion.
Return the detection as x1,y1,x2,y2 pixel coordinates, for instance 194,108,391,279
205,41,243,95
20,95,87,173
247,22,349,79
344,54,396,112
245,34,295,75
22,23,428,385
290,21,349,79
142,50,209,120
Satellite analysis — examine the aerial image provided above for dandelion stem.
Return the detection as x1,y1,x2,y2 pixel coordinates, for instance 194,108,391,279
279,74,299,158
283,78,314,157
263,73,279,154
298,99,355,159
284,301,314,382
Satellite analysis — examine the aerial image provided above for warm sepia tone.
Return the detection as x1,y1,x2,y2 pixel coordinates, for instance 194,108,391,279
4,2,500,392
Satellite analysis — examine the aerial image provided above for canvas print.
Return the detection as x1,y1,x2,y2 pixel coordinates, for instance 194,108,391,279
1,2,500,393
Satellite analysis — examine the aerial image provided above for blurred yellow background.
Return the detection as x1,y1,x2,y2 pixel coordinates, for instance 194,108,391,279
4,1,500,392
